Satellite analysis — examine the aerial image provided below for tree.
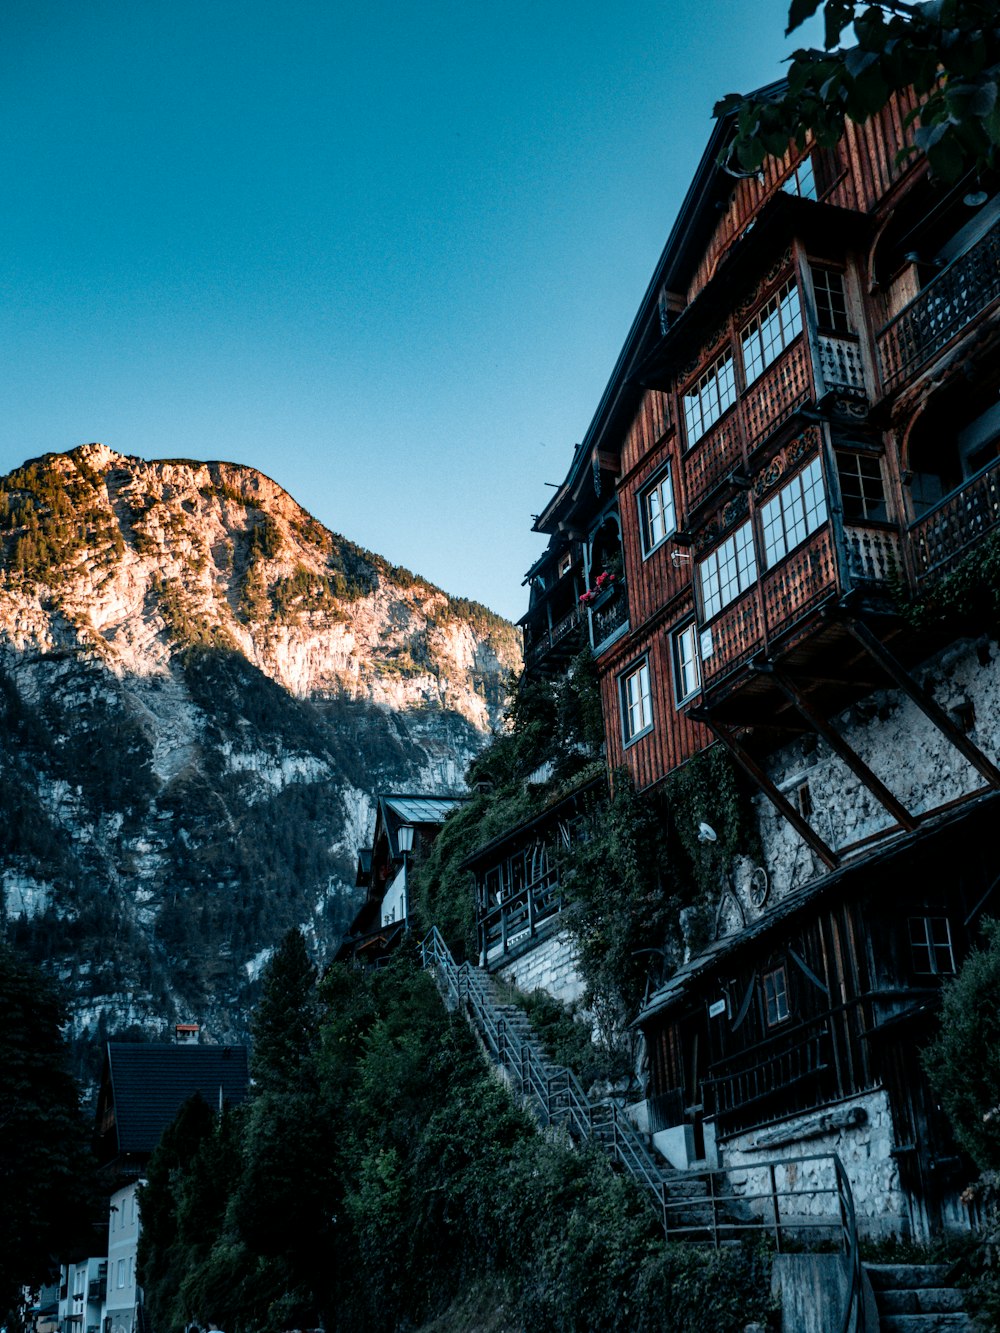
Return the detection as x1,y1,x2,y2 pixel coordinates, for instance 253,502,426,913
718,1,1000,183
924,918,1000,1170
0,942,97,1324
249,927,319,1094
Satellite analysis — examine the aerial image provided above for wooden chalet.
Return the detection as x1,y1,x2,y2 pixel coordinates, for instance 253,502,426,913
337,793,465,965
523,80,1000,1237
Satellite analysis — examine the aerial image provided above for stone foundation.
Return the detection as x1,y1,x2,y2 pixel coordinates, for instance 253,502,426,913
720,1089,907,1240
495,928,585,1005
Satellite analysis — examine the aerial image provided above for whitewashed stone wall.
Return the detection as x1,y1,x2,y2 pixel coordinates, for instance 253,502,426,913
720,1089,907,1240
495,928,585,1005
743,636,1000,915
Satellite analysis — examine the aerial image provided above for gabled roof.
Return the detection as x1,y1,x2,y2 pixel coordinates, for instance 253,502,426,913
97,1042,249,1162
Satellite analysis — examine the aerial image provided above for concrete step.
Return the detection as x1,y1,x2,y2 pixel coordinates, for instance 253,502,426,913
880,1288,966,1315
877,1316,973,1333
866,1264,955,1290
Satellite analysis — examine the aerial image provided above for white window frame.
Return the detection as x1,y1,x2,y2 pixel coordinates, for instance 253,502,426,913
782,154,817,200
740,277,803,385
619,658,653,746
696,521,756,622
760,456,828,568
638,465,676,557
671,622,701,705
682,350,737,447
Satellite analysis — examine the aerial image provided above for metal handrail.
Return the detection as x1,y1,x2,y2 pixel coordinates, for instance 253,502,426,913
421,925,864,1332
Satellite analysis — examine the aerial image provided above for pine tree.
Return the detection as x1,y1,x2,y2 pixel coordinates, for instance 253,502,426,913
249,928,318,1094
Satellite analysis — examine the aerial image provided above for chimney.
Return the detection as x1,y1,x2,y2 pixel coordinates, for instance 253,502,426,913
175,1023,200,1045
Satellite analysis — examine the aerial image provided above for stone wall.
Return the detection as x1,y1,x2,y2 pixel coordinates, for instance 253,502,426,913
494,928,585,1005
744,636,1000,915
719,1089,907,1240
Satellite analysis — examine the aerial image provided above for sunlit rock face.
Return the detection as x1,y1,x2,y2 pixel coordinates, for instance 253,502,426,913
0,443,520,1067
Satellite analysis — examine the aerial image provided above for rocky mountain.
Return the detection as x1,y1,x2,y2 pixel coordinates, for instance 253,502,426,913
0,443,520,1076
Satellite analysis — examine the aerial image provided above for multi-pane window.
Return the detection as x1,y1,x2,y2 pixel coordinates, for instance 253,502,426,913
672,622,701,703
697,521,756,621
760,457,828,568
782,155,817,200
837,451,888,522
763,966,791,1026
909,917,956,975
682,351,737,446
620,658,653,744
639,466,676,555
741,278,804,384
811,267,851,334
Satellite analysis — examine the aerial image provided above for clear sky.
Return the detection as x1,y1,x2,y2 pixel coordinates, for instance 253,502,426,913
1,0,817,622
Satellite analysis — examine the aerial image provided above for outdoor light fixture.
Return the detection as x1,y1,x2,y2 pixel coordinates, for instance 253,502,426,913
397,824,414,855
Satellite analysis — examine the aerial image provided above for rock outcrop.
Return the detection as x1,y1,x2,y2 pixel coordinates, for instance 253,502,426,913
0,443,520,1070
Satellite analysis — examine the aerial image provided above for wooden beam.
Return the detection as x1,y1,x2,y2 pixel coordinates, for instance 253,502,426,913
763,665,918,832
692,712,839,869
847,620,1000,790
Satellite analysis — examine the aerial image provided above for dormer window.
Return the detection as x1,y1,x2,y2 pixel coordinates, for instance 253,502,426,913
782,154,817,200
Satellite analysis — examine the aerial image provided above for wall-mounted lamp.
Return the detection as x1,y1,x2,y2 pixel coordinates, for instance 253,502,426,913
671,551,692,566
397,824,414,856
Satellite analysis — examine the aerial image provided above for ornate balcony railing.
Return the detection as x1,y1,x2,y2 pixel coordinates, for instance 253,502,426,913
877,218,1000,390
684,411,743,510
523,604,584,666
843,524,900,586
701,587,762,687
817,334,866,396
742,337,812,447
589,581,629,653
909,456,1000,581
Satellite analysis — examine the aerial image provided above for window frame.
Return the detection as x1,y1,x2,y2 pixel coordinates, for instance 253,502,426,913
740,277,804,387
638,464,677,558
671,621,701,705
619,656,654,748
810,265,852,335
759,456,829,569
682,349,738,448
908,916,956,976
696,520,757,622
836,449,889,523
782,154,818,200
762,965,791,1027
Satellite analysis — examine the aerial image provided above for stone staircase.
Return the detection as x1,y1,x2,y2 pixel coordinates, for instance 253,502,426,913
865,1264,974,1332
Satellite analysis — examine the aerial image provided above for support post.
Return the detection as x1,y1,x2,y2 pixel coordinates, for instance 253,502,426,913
693,712,839,869
847,620,1000,789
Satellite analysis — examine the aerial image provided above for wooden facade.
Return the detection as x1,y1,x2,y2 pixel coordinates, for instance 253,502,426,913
521,79,1000,1236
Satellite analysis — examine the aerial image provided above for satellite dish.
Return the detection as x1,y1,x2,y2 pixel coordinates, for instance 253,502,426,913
698,821,718,843
748,865,770,909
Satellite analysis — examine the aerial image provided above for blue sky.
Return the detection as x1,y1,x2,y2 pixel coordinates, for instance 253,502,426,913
1,0,816,622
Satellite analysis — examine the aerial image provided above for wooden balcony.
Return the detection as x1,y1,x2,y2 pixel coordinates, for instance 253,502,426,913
701,526,839,690
523,604,585,669
877,217,1000,391
817,334,866,396
684,411,743,510
909,456,1000,582
480,868,564,963
589,580,629,654
742,336,812,446
843,524,901,587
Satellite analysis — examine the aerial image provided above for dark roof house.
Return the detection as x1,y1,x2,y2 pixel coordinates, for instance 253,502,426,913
94,1041,250,1169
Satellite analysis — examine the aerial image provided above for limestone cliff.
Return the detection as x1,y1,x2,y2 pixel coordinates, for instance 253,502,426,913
0,443,520,1070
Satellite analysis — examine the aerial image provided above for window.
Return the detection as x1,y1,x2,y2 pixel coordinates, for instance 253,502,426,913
620,658,653,744
763,967,791,1026
127,1258,133,1289
740,278,803,384
557,550,573,578
697,521,756,621
909,917,956,975
782,155,817,200
671,622,701,704
638,466,676,556
682,350,737,446
836,451,888,522
811,267,851,334
117,1261,125,1290
760,457,828,567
